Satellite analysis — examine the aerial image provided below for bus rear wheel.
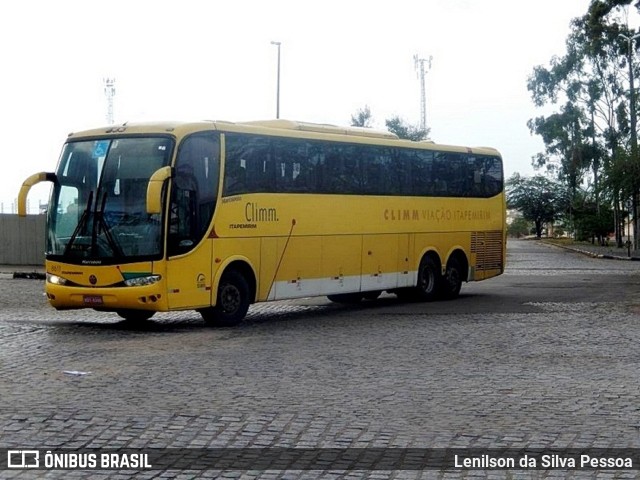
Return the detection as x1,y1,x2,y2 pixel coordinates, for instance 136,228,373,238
441,259,463,299
414,255,440,301
362,290,381,301
200,270,250,327
327,292,363,303
116,309,155,322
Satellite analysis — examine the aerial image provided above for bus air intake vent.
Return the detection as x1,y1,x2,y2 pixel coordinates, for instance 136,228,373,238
471,231,503,271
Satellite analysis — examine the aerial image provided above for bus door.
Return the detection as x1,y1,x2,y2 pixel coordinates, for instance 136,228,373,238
166,245,213,309
165,133,220,309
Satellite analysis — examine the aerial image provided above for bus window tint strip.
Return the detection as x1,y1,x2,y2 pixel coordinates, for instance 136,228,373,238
223,133,503,198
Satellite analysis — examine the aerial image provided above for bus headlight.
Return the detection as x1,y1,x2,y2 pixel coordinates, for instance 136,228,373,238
124,275,161,287
47,273,68,285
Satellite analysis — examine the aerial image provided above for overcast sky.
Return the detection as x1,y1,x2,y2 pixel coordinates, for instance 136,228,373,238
1,0,597,213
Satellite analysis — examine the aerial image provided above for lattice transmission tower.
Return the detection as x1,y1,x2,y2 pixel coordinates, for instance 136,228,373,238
103,78,116,125
413,55,432,131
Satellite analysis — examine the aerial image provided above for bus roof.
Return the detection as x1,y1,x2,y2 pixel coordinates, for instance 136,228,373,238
67,119,501,157
243,119,399,140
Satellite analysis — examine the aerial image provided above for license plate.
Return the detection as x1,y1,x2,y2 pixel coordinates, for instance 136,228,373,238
83,295,103,305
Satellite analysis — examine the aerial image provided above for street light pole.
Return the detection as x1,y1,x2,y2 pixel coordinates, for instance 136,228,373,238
271,41,281,119
620,32,640,250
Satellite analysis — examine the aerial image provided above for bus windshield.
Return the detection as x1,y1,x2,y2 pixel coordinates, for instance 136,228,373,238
47,137,173,263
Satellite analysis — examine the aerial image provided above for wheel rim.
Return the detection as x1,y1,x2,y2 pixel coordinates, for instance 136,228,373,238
220,283,241,314
447,268,460,291
419,265,435,293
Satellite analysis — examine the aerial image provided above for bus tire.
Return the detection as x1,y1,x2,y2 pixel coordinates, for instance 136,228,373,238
327,292,363,303
441,258,463,299
116,309,155,322
414,255,440,301
201,270,250,327
394,288,415,301
362,290,382,301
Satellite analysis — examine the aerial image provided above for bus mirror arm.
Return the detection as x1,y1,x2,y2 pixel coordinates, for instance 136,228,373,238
146,166,174,215
18,172,57,216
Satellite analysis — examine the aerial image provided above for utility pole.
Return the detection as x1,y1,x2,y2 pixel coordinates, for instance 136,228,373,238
620,33,640,250
414,54,432,132
104,78,116,125
271,42,281,119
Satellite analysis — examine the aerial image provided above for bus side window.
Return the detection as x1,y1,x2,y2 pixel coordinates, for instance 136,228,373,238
361,146,380,195
322,143,362,194
226,134,283,194
445,153,465,196
467,156,486,197
307,143,325,193
224,134,249,195
485,156,503,197
411,150,434,196
321,144,342,193
273,138,298,192
391,148,412,195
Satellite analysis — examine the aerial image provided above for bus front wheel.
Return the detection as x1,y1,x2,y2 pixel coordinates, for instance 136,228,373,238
200,270,250,327
116,309,155,322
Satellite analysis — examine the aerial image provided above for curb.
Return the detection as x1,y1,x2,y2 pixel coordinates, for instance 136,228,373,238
12,272,46,279
0,271,46,280
541,241,640,261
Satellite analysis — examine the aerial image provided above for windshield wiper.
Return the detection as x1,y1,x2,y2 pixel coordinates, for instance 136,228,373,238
92,191,124,258
63,191,94,256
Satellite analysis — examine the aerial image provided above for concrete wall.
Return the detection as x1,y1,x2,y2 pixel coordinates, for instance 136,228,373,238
0,214,46,265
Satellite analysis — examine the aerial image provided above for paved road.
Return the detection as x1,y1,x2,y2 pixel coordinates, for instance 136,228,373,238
2,240,640,478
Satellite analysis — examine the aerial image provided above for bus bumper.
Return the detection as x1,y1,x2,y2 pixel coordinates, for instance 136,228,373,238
45,283,168,312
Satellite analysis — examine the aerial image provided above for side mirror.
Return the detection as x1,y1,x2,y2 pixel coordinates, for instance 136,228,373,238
146,166,173,215
18,172,56,216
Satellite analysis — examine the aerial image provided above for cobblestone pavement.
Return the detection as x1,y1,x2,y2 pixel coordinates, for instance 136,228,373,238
2,240,640,479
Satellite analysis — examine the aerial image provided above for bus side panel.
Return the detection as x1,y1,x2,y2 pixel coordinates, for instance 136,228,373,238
321,235,362,295
361,234,399,292
268,236,323,300
166,240,213,310
413,233,445,273
396,233,414,288
259,237,278,301
212,237,261,299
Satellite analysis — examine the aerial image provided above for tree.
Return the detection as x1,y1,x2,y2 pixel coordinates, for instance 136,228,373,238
507,216,533,238
527,104,591,194
349,107,431,140
572,194,615,242
527,0,640,247
385,116,430,141
506,174,568,238
350,105,373,128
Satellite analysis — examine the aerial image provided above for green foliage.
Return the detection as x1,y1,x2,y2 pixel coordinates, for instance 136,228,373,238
506,174,568,238
573,202,615,241
526,0,639,242
350,105,373,128
527,104,591,191
507,216,532,238
348,108,430,141
384,116,430,141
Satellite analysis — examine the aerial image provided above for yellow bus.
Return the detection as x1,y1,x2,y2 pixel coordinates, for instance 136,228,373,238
19,119,505,326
